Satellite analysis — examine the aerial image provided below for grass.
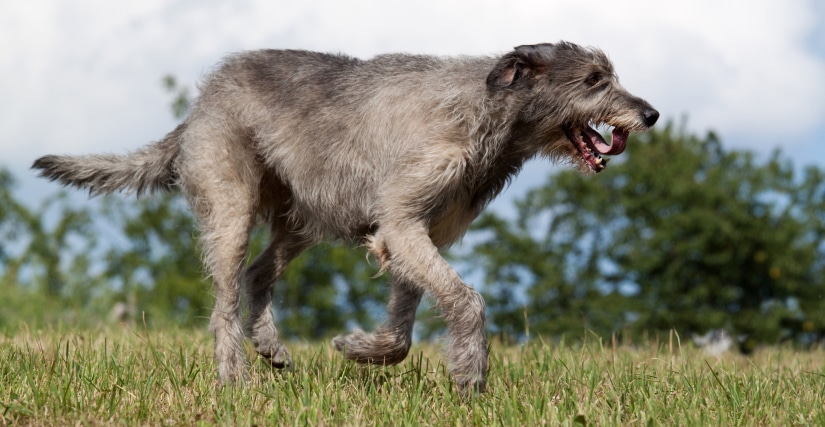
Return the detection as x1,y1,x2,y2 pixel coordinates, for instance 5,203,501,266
1,326,824,426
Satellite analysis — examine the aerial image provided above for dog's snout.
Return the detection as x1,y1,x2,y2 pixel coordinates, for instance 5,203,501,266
643,109,659,127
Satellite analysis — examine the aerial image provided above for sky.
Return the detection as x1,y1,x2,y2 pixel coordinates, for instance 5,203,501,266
1,0,825,213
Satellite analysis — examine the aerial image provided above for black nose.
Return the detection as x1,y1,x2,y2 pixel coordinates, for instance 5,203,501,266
643,109,660,127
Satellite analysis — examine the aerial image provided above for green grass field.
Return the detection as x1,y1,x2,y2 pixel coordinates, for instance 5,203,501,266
1,326,823,426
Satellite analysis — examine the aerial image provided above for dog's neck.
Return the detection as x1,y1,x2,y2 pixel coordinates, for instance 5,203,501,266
465,117,543,212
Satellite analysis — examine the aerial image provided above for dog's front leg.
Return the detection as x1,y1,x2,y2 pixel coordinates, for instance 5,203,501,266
371,221,488,394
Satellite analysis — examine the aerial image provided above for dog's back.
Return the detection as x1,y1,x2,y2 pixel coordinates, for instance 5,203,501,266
181,50,496,242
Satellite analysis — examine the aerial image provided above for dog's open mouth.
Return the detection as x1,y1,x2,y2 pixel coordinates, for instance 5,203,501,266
564,124,629,173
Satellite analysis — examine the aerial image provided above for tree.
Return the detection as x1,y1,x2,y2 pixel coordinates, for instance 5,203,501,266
0,169,109,328
468,123,825,344
98,193,208,326
0,168,22,265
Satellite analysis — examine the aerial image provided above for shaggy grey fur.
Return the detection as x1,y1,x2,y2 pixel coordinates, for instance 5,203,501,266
32,41,658,394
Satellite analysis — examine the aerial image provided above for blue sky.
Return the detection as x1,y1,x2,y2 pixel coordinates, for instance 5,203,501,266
1,0,824,214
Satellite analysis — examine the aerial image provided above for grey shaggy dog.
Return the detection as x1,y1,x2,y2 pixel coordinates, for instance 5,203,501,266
32,41,658,394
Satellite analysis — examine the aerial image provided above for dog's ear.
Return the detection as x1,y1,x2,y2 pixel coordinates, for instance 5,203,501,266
486,44,555,89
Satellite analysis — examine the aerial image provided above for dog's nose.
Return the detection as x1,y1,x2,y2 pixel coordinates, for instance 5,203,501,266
643,109,659,127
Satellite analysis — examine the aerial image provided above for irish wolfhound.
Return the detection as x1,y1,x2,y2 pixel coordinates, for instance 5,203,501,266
32,41,658,393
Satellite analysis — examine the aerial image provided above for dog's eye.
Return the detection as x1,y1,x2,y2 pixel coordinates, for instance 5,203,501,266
585,73,601,86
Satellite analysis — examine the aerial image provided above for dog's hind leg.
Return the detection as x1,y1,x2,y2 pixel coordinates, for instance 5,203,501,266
244,221,309,369
180,129,263,384
193,195,256,384
332,276,423,365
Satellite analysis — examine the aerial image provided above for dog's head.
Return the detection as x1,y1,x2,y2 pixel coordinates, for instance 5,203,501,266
487,42,659,173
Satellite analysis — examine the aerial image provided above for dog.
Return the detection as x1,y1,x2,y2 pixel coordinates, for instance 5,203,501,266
32,41,658,394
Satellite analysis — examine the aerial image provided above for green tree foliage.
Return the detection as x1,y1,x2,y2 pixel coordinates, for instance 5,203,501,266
0,170,109,328
468,123,825,344
278,244,384,338
0,168,22,264
98,193,208,326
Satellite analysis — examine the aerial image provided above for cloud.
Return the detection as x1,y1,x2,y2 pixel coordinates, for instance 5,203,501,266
1,0,823,183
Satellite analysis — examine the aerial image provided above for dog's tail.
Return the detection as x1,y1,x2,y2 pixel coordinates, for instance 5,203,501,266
31,123,185,197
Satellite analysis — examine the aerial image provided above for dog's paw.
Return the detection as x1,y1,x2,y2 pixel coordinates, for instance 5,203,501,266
331,328,366,354
255,339,292,370
332,328,410,365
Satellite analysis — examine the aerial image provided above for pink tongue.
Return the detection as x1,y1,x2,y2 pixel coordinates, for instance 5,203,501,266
584,127,628,155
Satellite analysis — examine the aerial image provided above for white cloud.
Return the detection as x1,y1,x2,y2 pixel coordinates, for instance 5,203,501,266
627,0,825,144
0,0,823,185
